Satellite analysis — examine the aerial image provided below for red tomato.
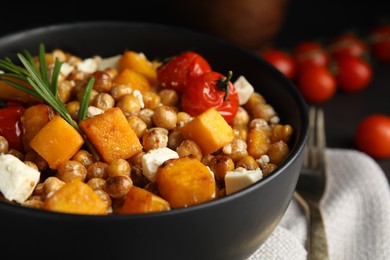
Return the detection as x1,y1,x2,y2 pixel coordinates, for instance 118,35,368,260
329,33,368,60
0,106,25,151
157,51,212,95
260,49,297,80
293,42,330,70
181,71,239,124
296,66,337,103
370,24,390,62
335,56,373,92
355,114,390,159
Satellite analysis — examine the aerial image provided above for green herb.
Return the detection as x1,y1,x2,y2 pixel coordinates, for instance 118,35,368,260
0,43,98,158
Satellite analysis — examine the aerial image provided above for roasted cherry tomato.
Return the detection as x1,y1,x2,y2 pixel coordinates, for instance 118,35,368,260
181,71,239,124
355,114,390,159
293,41,330,70
335,56,373,93
370,24,390,62
0,105,25,151
296,66,337,103
259,48,297,80
328,33,368,60
157,51,212,95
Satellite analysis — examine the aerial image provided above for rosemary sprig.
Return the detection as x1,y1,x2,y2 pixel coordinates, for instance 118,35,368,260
0,43,98,158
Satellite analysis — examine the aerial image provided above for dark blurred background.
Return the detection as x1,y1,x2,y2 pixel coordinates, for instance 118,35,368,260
1,1,389,50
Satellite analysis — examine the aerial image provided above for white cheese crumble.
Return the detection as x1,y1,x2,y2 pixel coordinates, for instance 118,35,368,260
233,75,254,105
60,62,74,78
87,106,104,118
224,167,263,195
141,147,179,182
133,90,145,109
0,154,40,203
77,58,98,74
97,55,121,71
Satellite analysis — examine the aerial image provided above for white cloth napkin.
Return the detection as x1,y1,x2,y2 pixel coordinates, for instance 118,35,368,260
249,148,390,260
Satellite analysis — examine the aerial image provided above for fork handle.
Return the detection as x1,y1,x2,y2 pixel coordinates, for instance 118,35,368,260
307,202,329,260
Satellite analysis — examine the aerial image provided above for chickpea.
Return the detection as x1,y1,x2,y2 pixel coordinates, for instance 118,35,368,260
247,128,271,159
104,67,118,79
127,151,144,168
236,155,259,170
142,91,161,110
32,183,44,196
93,93,115,111
152,105,177,130
42,177,65,199
22,199,44,209
267,140,290,165
130,166,148,187
87,161,108,180
232,126,248,141
222,138,248,162
52,49,67,62
76,88,98,105
57,160,87,183
66,100,80,120
87,178,106,190
107,159,131,178
244,92,266,112
92,71,112,92
24,150,48,172
127,116,147,138
72,149,96,169
209,155,235,181
201,154,214,166
142,128,168,151
176,140,203,161
176,112,192,126
249,118,271,131
7,149,24,161
271,124,293,143
168,129,184,150
138,108,155,128
232,107,250,126
67,70,85,81
0,136,9,154
105,175,133,199
24,161,39,171
94,189,112,212
57,80,74,103
110,84,132,101
117,94,141,117
158,89,179,106
251,103,277,122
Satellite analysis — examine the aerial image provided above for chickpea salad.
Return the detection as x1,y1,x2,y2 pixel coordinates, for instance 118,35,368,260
0,46,293,215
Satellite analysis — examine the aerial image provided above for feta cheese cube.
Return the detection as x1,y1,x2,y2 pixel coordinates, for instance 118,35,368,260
141,147,179,182
97,55,121,71
234,75,255,105
225,167,263,195
77,58,98,74
0,154,40,203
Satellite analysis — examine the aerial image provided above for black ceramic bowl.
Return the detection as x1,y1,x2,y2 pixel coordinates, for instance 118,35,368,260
0,22,308,260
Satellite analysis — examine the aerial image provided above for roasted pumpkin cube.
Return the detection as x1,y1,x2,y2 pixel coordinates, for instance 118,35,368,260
29,115,84,169
118,51,157,85
0,78,41,103
179,108,234,155
79,107,142,164
119,186,170,214
113,68,151,92
43,179,107,215
156,156,216,208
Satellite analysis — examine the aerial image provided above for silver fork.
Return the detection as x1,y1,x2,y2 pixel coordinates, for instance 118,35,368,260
294,106,329,260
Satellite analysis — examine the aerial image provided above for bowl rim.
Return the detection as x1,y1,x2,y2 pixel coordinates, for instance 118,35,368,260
0,21,309,219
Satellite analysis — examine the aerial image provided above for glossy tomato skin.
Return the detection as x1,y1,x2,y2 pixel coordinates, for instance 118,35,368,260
0,106,25,151
370,24,390,62
260,49,297,80
296,66,337,103
329,33,368,60
355,114,390,159
335,56,373,92
157,51,212,95
181,71,239,124
293,42,330,70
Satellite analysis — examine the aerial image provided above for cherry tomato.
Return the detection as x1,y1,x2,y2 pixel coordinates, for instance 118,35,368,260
0,106,25,151
335,56,373,93
259,48,297,80
296,66,337,103
181,71,239,124
157,51,212,95
328,33,368,60
370,24,390,62
355,114,390,159
293,41,330,70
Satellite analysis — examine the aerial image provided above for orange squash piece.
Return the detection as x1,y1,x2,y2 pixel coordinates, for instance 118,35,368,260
179,108,234,155
0,78,41,103
79,107,142,164
113,68,151,92
156,156,216,208
119,186,170,214
118,51,157,85
29,115,84,169
43,179,107,215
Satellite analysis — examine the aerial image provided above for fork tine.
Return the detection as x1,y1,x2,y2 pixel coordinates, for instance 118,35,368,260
303,106,317,168
316,108,326,167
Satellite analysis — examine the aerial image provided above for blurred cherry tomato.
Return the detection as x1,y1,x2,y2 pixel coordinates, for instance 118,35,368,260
355,114,390,159
296,66,337,103
0,106,25,151
157,51,212,95
181,71,239,124
328,33,368,60
259,49,297,80
370,24,390,62
293,41,330,70
335,56,373,92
